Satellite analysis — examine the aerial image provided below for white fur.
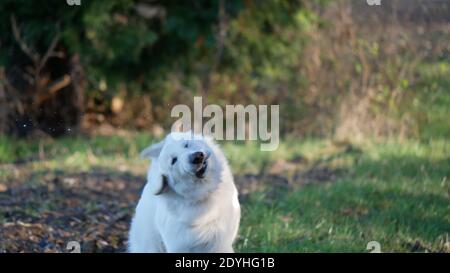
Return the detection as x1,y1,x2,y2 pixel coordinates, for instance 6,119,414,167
128,132,241,253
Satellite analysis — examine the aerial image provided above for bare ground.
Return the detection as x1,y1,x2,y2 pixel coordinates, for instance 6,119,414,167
0,159,344,253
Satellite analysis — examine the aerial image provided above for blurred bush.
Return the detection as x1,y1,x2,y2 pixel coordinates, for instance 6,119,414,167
0,0,448,139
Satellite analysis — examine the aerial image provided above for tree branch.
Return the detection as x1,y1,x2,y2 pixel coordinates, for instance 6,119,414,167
10,15,40,65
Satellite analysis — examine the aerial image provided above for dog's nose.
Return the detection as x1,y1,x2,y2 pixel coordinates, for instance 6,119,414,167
190,151,205,164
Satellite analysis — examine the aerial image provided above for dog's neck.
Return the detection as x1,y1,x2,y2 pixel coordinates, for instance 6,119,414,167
161,178,224,208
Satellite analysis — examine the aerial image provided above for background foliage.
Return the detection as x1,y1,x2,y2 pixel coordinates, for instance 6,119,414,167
1,0,448,139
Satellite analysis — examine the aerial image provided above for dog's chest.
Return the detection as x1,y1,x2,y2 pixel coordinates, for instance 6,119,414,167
162,198,217,223
157,199,222,239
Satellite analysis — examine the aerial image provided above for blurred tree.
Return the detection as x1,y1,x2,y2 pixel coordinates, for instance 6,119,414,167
0,0,241,135
0,0,320,136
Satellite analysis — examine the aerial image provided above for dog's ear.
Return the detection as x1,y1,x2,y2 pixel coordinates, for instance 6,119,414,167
149,174,169,195
140,140,165,159
147,160,169,195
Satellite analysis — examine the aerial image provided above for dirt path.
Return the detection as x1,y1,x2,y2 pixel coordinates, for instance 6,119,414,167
0,170,144,253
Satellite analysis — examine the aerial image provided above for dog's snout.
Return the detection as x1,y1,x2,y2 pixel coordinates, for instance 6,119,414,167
190,151,205,164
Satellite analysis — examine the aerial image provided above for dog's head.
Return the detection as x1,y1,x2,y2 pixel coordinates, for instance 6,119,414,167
140,131,224,200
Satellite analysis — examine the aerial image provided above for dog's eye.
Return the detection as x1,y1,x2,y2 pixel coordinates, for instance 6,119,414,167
171,157,177,165
184,143,188,148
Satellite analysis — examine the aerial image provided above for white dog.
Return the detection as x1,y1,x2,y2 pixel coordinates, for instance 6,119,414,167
128,131,240,252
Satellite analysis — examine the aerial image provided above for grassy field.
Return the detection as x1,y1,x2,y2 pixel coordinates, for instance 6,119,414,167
0,133,448,252
0,61,449,253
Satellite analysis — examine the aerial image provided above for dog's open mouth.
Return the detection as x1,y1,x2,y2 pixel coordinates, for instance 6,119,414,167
195,162,208,178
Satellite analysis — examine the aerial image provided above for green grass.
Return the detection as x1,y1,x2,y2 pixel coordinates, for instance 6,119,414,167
1,134,448,252
234,139,449,252
413,61,450,140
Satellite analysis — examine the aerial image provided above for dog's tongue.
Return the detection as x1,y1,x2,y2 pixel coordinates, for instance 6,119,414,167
195,162,207,178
